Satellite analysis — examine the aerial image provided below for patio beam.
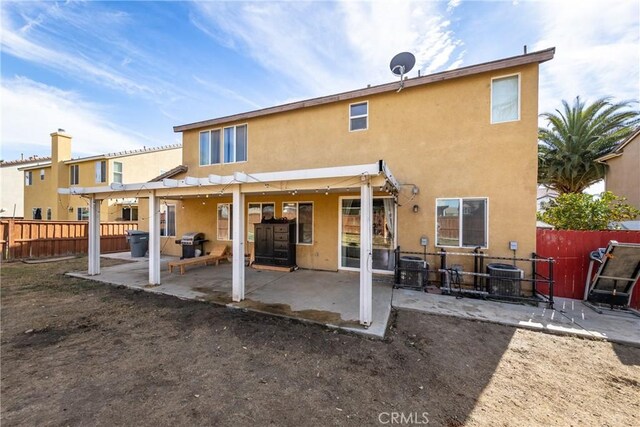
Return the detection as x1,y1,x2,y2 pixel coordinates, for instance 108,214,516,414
359,179,373,326
148,192,161,285
88,197,101,275
57,162,386,197
232,185,245,301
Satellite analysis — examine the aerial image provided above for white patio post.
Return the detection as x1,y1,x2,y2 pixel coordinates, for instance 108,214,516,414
88,196,101,275
360,179,373,326
148,192,161,285
232,185,245,301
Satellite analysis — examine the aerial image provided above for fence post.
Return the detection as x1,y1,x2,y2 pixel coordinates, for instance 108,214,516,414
440,248,447,286
531,252,537,296
394,246,400,286
7,219,16,260
548,258,554,309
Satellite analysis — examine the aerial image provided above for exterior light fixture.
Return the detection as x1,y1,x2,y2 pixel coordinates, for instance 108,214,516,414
412,205,419,213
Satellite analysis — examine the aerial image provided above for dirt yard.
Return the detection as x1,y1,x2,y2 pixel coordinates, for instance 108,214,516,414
1,257,639,426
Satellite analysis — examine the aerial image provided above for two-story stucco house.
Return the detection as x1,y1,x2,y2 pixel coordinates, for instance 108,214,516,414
1,155,51,218
60,48,555,325
22,131,181,221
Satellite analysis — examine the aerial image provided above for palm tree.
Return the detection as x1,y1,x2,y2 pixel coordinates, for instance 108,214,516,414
538,97,639,194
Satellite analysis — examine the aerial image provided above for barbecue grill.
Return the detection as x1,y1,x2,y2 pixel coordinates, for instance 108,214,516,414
175,232,208,259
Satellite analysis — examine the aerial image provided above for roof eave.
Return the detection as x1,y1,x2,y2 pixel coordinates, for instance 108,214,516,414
173,47,555,133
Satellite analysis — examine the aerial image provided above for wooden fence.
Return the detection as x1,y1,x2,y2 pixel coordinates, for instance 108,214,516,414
1,220,137,260
536,229,640,309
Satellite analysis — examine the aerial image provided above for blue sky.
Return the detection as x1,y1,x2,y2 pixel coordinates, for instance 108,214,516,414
1,0,638,161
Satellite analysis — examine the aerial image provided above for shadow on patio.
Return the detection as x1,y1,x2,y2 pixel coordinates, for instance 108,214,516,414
67,252,393,338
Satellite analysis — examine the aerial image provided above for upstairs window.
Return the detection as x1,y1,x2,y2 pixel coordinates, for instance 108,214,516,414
200,129,221,166
491,75,520,123
113,162,123,184
25,171,33,186
40,169,45,180
349,102,368,131
70,165,79,185
224,125,248,164
46,207,52,220
95,160,106,183
200,125,247,166
436,198,488,248
32,207,42,219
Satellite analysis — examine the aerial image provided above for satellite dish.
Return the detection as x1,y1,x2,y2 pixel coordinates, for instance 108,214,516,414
389,52,415,92
390,52,416,76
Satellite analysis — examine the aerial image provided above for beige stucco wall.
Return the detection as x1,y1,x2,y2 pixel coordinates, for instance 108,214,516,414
140,192,347,271
23,134,181,221
604,135,640,212
166,64,539,270
22,166,54,219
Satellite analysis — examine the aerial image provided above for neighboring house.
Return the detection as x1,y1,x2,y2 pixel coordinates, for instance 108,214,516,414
1,156,51,218
61,48,555,325
597,127,640,212
536,185,558,211
21,131,181,221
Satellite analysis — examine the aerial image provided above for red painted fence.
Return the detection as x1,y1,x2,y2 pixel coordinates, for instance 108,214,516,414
536,229,640,309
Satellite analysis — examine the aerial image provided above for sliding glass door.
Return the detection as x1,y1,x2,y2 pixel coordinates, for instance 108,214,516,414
340,197,396,272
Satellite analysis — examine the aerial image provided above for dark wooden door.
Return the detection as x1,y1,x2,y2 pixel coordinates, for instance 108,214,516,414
255,224,273,258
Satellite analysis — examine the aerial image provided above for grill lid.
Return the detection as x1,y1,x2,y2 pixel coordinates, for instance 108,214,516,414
180,232,205,244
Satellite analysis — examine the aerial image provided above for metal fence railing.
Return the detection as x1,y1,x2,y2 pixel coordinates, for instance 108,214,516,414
393,246,555,309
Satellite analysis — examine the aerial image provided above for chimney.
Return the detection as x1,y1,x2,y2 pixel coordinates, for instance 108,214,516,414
50,130,72,164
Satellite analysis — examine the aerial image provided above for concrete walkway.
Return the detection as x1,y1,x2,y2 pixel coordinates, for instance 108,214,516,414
69,253,393,338
393,289,640,347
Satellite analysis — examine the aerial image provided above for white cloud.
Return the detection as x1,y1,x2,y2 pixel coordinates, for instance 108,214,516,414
192,76,263,110
0,77,150,158
0,5,155,95
191,1,464,96
532,0,639,115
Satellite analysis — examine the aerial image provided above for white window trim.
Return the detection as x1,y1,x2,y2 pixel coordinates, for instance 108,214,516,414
113,161,123,183
435,197,489,249
247,202,275,243
337,195,396,275
349,101,369,132
70,165,79,186
95,160,107,184
199,128,222,167
77,206,89,221
40,169,45,180
283,201,314,245
200,124,249,167
217,202,232,241
490,73,521,124
25,171,33,186
161,203,177,237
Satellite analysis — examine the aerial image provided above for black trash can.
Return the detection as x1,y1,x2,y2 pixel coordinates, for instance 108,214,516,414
486,263,523,296
127,230,149,257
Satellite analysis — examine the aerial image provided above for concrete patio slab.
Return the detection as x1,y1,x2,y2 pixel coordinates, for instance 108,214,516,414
392,289,640,347
68,254,392,338
72,253,639,345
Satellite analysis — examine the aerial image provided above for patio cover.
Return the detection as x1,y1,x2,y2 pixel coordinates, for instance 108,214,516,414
58,160,400,326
